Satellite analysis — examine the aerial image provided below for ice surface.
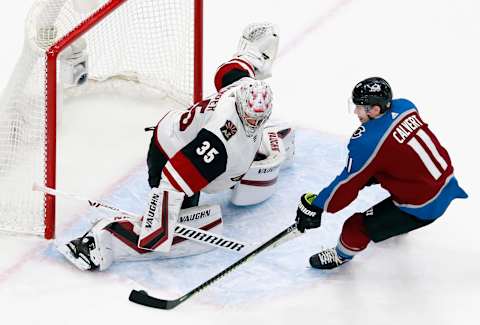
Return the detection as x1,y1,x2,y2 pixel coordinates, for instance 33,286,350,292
51,129,388,306
0,0,478,324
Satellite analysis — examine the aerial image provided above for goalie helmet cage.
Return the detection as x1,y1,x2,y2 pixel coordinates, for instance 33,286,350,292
0,0,203,239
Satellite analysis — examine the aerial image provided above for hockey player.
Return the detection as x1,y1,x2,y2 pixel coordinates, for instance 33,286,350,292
295,77,468,269
58,23,283,271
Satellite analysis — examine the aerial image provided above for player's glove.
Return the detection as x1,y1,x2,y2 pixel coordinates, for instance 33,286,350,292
295,193,323,233
236,23,279,80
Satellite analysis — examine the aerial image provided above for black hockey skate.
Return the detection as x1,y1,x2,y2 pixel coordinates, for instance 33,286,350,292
309,248,350,270
58,235,100,271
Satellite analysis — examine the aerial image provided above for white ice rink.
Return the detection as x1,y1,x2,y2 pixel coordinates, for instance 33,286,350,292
0,1,479,324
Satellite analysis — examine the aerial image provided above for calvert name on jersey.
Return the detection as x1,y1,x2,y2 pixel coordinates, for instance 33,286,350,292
313,98,468,220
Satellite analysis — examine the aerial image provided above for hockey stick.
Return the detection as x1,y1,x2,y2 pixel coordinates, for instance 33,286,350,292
129,222,301,309
33,183,248,253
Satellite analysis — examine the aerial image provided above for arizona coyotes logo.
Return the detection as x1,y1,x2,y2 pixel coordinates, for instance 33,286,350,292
220,120,238,141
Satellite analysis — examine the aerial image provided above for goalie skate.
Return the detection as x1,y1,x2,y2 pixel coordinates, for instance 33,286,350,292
57,234,103,271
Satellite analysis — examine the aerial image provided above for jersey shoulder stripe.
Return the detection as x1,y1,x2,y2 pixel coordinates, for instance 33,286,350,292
394,175,468,219
214,58,255,91
164,129,228,195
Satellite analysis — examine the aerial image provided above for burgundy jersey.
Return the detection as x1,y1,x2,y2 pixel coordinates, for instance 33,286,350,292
313,98,467,220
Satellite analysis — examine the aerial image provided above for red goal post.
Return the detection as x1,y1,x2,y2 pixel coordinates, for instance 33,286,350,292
0,0,203,239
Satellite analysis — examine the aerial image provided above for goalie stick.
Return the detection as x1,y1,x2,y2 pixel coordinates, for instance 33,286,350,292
129,222,301,310
33,183,248,253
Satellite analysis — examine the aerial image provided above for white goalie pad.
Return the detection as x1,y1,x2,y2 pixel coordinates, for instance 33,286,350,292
138,184,184,252
167,204,224,258
95,204,224,265
230,121,295,206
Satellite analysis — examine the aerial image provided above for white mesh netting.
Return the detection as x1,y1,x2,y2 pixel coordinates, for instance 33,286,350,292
0,0,199,236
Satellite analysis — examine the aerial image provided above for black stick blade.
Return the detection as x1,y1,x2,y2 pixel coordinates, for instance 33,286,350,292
128,290,180,310
128,224,300,310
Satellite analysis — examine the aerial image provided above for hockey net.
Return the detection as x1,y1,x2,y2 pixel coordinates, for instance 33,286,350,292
0,0,203,238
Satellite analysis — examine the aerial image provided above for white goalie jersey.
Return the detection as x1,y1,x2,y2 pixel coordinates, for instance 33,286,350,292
56,22,286,273
148,79,263,197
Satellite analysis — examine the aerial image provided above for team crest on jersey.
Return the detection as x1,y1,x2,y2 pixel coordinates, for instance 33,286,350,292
220,120,237,141
351,126,366,139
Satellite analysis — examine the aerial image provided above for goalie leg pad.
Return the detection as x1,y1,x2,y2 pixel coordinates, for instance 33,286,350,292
230,122,291,206
58,203,223,271
99,205,224,263
168,204,224,258
138,185,184,252
230,153,282,206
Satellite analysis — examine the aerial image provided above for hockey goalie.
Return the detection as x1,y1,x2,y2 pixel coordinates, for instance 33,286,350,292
58,23,296,271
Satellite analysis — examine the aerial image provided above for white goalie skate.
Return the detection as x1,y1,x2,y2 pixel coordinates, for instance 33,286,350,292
57,231,112,271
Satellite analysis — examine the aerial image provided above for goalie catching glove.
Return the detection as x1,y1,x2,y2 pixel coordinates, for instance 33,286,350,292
236,22,279,80
295,193,323,233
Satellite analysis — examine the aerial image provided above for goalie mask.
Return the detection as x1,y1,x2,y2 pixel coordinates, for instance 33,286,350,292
235,80,273,137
